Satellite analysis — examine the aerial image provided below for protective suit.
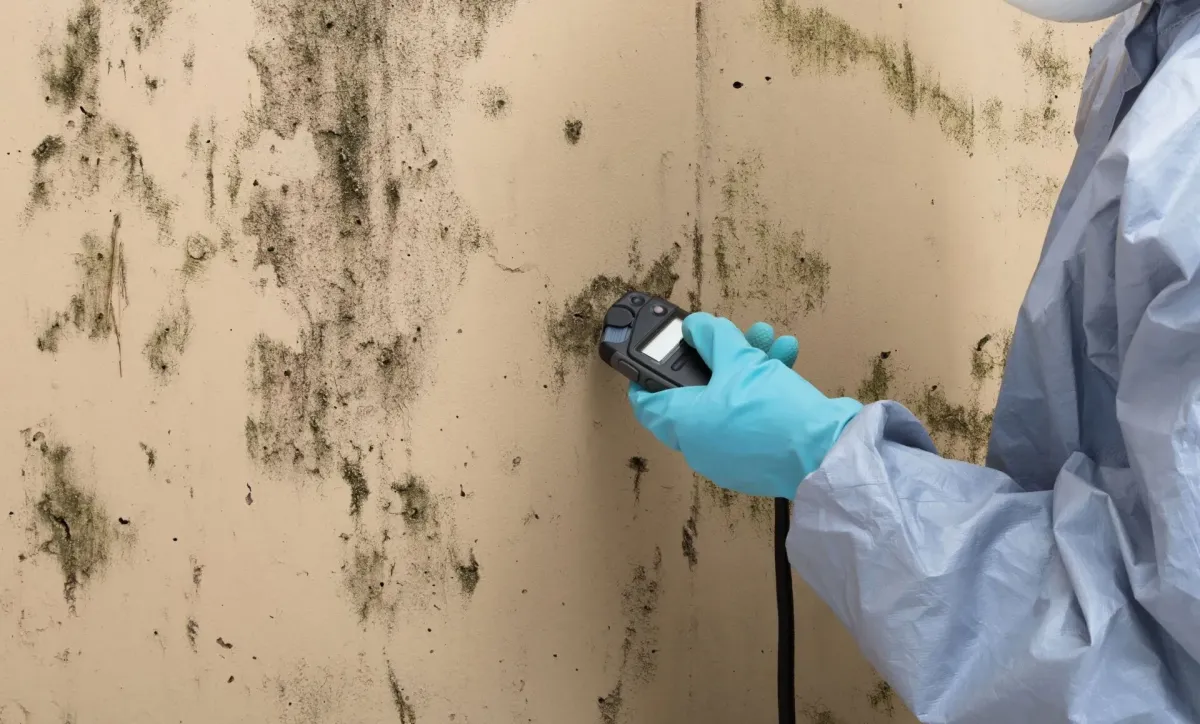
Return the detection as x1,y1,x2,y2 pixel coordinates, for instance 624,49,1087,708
630,0,1200,720
792,2,1200,721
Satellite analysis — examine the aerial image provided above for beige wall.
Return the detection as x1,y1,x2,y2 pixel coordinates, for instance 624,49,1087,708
0,0,1098,721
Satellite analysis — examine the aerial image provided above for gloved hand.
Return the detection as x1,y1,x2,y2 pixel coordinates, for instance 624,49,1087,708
628,313,862,499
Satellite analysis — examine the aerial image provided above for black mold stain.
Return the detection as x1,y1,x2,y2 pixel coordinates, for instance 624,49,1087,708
455,550,480,596
37,217,127,364
42,0,101,112
761,2,975,152
144,302,192,379
386,661,418,724
856,352,892,403
341,457,369,518
1009,164,1062,218
804,705,842,724
546,240,681,383
216,637,233,649
389,474,433,531
192,559,204,588
1013,26,1075,146
33,136,67,167
130,0,171,52
139,442,156,469
563,118,583,145
598,548,663,722
244,333,333,475
481,86,510,118
980,96,1004,148
343,542,386,622
186,618,199,650
24,429,118,612
627,456,648,500
867,679,896,716
682,479,700,569
712,156,829,324
183,233,216,278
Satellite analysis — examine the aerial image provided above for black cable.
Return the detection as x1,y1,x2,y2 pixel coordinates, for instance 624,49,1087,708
774,496,796,724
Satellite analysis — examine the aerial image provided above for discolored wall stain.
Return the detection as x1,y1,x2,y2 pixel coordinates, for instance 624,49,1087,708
681,480,701,569
22,427,124,612
980,96,1004,149
341,457,370,518
597,548,662,724
712,156,829,325
545,240,682,384
627,456,648,501
760,2,975,152
41,0,101,113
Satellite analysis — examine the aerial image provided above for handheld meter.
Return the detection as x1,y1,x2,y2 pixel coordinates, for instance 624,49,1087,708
597,291,711,391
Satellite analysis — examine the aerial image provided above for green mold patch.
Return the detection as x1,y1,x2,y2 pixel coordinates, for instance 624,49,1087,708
856,352,893,403
1012,25,1077,147
597,549,662,724
761,2,975,152
23,429,121,612
41,0,101,112
1008,164,1063,218
712,156,830,325
545,239,681,383
913,385,993,464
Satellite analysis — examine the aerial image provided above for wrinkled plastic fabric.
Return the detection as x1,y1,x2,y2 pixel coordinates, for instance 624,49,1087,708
788,2,1200,721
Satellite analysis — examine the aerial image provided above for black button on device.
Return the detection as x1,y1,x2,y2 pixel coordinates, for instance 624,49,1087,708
671,355,688,371
643,379,665,392
629,295,646,306
614,359,640,383
604,306,634,328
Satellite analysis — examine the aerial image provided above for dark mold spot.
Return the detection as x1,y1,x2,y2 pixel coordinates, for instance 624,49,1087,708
186,618,199,650
563,118,583,145
389,474,434,530
139,442,156,469
732,80,744,88
546,240,681,383
682,481,700,569
980,96,1004,148
627,456,648,500
216,637,233,649
455,550,480,596
856,352,892,403
343,542,386,621
761,2,975,151
25,430,119,612
387,662,418,723
183,233,216,277
341,457,369,518
597,685,623,724
130,0,171,52
868,679,896,716
42,0,101,112
144,303,192,380
33,136,66,166
482,86,510,118
118,517,130,525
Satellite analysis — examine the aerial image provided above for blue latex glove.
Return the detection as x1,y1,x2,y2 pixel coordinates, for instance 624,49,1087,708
628,313,862,499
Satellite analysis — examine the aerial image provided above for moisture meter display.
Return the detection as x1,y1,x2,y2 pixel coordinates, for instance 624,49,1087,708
597,292,711,391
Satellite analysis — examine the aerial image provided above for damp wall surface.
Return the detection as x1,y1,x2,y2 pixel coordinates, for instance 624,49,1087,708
0,0,1099,721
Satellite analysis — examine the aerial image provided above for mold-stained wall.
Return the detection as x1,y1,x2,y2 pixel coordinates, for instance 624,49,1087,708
0,0,1100,721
